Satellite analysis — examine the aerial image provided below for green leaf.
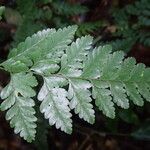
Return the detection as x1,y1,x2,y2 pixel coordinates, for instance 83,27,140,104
0,26,150,142
81,44,150,118
59,36,95,123
52,0,88,16
38,76,72,134
0,6,5,20
76,21,107,37
68,79,95,124
110,82,129,109
92,80,115,118
0,73,38,142
1,25,77,73
35,34,149,132
60,35,93,77
111,0,150,49
82,45,112,78
31,59,60,75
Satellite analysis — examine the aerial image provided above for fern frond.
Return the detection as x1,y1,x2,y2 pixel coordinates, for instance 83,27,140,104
109,38,136,52
111,0,150,49
76,21,105,37
0,26,150,142
13,0,43,45
83,46,150,117
52,0,88,16
1,25,77,73
0,73,38,142
139,32,150,46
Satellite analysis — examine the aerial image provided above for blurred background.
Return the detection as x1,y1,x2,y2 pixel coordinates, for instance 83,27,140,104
0,0,150,149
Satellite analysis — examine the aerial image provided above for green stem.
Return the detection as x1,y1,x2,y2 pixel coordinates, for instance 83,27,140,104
52,73,150,84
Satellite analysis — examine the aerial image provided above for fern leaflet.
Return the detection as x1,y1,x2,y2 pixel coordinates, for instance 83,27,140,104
0,73,37,142
0,6,5,20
